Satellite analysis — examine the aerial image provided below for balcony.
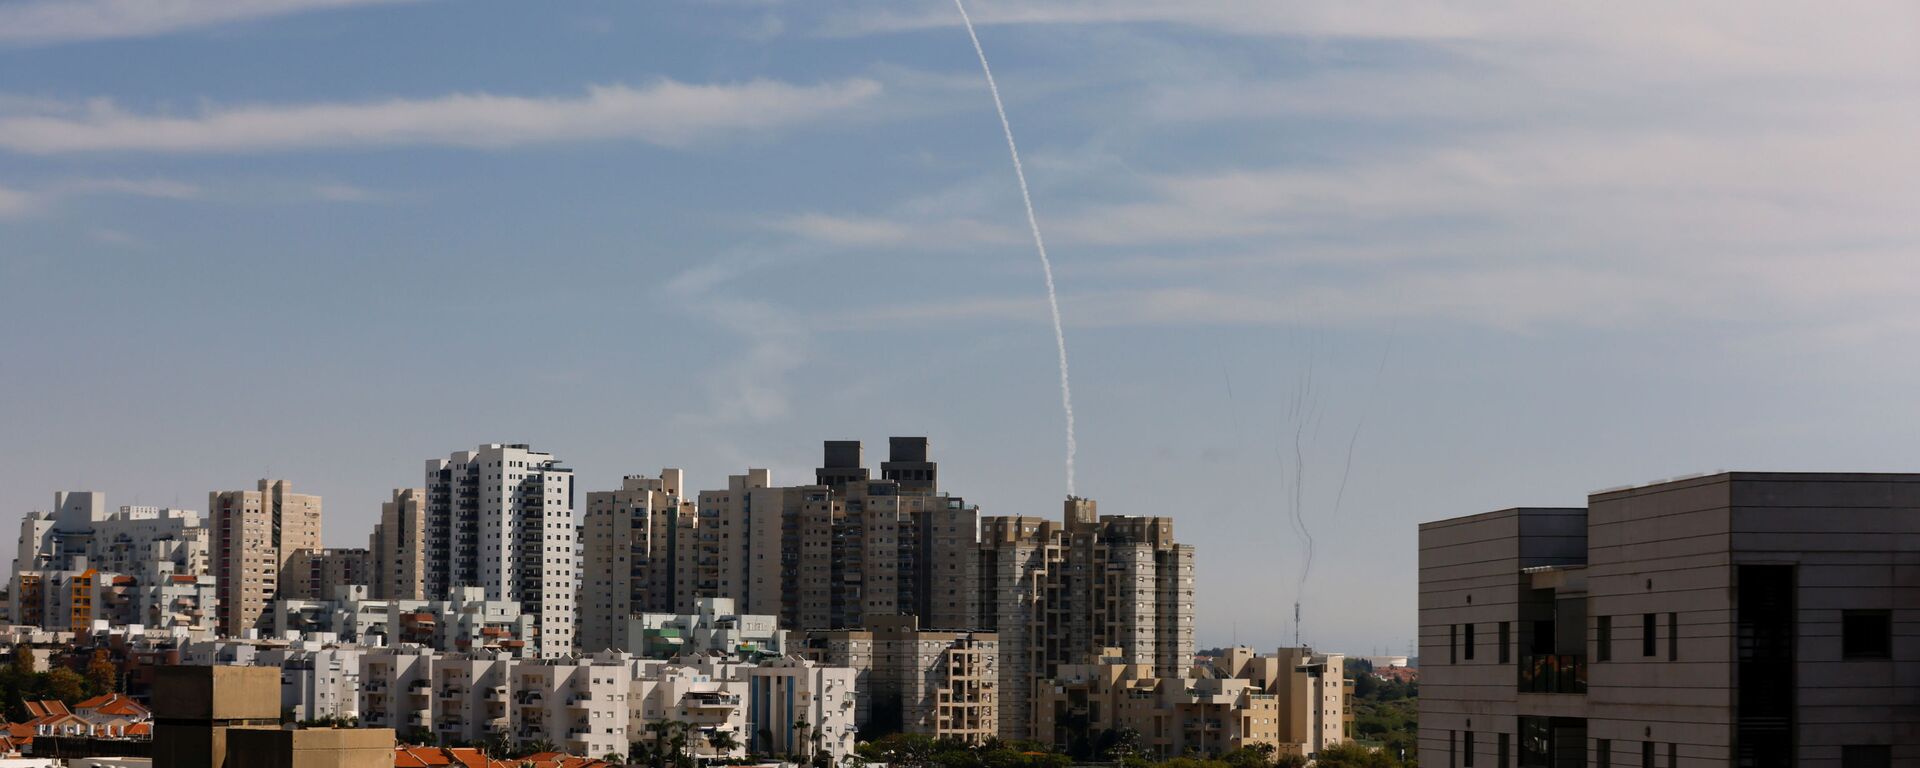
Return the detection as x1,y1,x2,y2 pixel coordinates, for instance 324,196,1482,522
1517,654,1587,694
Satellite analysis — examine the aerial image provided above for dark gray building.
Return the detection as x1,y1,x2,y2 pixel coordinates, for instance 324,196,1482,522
1419,472,1920,768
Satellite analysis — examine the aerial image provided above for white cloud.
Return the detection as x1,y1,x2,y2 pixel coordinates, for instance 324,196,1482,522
0,0,422,46
0,78,883,154
0,185,34,217
312,182,382,202
769,212,1018,248
0,176,202,218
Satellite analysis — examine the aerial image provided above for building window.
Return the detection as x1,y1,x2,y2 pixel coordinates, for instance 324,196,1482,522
1497,733,1510,768
1642,741,1654,768
1451,625,1458,664
1598,615,1612,662
1465,623,1477,661
1499,621,1511,664
1450,731,1457,768
1842,746,1891,768
1842,610,1892,659
1464,731,1476,767
1668,743,1676,768
1643,613,1657,657
1668,612,1679,661
1597,739,1610,768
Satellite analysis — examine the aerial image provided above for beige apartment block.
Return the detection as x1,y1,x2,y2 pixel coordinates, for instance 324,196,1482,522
980,499,1197,741
1419,472,1920,768
368,488,426,600
1033,648,1280,759
582,438,984,637
579,470,687,652
803,614,1000,744
210,479,322,637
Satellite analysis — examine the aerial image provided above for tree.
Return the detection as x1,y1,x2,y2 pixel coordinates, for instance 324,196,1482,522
44,667,87,704
1312,742,1397,768
84,649,117,696
708,729,739,756
9,644,35,679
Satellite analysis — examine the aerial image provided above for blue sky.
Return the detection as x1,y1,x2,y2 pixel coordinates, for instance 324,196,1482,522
3,0,1919,656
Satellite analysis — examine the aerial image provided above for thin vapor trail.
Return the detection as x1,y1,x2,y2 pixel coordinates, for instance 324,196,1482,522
953,0,1078,496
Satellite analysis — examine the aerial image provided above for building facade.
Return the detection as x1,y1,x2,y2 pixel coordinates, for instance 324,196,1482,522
803,615,999,743
423,444,576,657
210,479,323,637
368,488,427,600
1418,472,1920,768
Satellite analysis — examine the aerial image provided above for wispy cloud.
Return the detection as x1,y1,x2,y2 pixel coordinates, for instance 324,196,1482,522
312,182,384,203
0,177,201,217
769,212,1018,248
0,0,423,47
0,78,882,154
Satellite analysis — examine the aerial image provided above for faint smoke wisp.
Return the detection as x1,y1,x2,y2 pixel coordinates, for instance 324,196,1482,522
953,0,1078,496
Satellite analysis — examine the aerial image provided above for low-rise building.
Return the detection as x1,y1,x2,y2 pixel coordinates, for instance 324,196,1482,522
803,615,998,743
624,597,785,659
1032,646,1345,760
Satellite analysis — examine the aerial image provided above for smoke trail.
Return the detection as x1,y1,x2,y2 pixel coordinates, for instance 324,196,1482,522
953,0,1078,496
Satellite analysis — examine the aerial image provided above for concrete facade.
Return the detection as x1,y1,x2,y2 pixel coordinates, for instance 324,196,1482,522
423,444,576,657
1418,472,1920,768
803,615,999,744
367,488,426,601
210,480,323,637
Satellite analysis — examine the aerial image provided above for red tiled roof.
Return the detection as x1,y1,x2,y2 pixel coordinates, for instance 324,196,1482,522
76,693,151,718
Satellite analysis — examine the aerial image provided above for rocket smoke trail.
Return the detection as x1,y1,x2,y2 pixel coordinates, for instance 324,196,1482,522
953,0,1079,496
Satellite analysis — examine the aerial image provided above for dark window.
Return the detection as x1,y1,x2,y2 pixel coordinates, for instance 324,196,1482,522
1498,733,1510,768
1842,610,1892,659
1669,612,1679,661
1643,613,1657,657
1598,615,1612,662
1466,731,1476,767
1465,623,1477,661
1597,739,1610,768
1842,746,1891,768
1451,625,1458,664
1499,621,1512,664
1451,731,1458,768
1642,741,1654,768
1668,743,1677,768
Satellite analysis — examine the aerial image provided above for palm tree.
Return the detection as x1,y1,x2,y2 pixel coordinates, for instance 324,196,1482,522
792,719,811,761
708,729,740,757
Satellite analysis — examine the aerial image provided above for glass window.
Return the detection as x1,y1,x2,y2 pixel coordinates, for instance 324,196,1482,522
1843,610,1892,659
1643,613,1657,657
1842,746,1891,768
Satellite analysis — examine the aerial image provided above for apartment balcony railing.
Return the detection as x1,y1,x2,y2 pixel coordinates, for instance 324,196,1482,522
1517,654,1587,694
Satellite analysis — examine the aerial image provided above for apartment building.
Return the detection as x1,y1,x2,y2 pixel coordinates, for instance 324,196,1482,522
210,479,323,636
512,653,637,758
623,597,786,659
360,645,439,736
431,653,515,745
309,547,370,595
582,438,983,637
179,637,365,721
1033,647,1278,758
579,470,689,651
12,491,106,572
423,444,576,657
1418,472,1920,768
744,656,859,761
275,585,536,655
87,505,209,578
803,615,999,743
368,488,427,600
979,499,1197,740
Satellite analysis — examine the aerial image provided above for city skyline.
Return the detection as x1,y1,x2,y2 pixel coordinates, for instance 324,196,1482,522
7,0,1920,660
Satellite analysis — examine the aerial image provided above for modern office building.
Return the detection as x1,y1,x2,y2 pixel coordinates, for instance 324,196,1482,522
1418,472,1920,768
422,444,576,657
368,488,427,600
210,480,323,637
